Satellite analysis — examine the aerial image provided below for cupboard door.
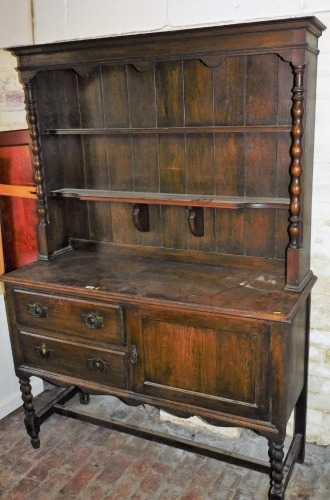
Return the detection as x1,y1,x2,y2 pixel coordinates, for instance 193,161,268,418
129,309,270,420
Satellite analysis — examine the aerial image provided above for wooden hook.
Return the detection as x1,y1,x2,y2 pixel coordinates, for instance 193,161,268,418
132,204,150,232
187,206,204,237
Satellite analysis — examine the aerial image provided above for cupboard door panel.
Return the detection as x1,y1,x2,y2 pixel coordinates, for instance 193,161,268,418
142,319,256,402
130,311,270,419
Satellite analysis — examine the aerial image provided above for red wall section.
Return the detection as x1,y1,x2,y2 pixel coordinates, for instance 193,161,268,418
0,130,38,271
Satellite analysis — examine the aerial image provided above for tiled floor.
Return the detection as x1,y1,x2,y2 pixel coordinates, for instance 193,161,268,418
0,384,329,499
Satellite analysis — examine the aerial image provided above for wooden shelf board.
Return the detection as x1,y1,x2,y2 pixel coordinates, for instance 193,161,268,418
0,184,37,199
43,125,291,135
51,188,290,209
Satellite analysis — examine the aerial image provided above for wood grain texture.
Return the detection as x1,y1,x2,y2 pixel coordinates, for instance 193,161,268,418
1,248,315,322
158,135,185,193
14,289,124,346
245,54,278,125
31,51,294,262
156,60,184,127
215,133,245,197
78,69,112,242
141,319,258,403
245,133,277,198
186,134,214,195
246,209,276,258
216,209,245,256
20,331,128,389
0,184,36,199
184,60,213,126
214,56,245,126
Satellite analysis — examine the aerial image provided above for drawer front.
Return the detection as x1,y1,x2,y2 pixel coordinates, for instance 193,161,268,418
13,289,124,346
19,331,128,389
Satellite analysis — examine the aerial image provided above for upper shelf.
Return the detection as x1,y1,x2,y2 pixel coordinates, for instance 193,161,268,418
50,188,289,209
43,125,291,136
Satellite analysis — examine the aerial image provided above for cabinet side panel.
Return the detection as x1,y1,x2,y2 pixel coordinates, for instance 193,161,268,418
285,302,307,421
299,53,317,280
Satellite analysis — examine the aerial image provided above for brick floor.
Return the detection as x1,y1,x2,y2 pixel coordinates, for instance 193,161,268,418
0,384,329,499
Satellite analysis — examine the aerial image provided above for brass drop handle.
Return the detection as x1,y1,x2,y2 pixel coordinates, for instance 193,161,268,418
88,357,109,372
35,343,54,359
28,303,48,318
82,312,104,329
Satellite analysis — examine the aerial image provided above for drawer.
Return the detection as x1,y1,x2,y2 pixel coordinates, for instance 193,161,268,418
13,289,124,346
19,331,128,389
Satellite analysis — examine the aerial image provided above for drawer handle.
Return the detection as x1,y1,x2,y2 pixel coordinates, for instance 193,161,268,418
82,312,104,329
28,303,48,319
35,343,54,360
88,357,109,372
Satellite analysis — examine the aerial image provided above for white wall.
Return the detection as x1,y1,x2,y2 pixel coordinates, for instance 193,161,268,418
0,292,43,419
0,0,329,443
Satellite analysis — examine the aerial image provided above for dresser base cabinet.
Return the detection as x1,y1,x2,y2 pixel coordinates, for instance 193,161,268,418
3,16,325,499
3,248,313,499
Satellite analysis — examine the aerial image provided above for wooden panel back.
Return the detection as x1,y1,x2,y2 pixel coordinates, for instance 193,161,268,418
36,54,293,261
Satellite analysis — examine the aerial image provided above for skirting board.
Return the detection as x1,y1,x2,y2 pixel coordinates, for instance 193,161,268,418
0,377,44,420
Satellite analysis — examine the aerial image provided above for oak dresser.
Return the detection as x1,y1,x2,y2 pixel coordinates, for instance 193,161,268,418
2,17,325,498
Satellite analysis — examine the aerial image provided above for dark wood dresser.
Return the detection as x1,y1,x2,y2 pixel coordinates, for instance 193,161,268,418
2,17,325,498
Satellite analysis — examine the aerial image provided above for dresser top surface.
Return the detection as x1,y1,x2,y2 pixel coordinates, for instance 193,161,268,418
2,247,315,323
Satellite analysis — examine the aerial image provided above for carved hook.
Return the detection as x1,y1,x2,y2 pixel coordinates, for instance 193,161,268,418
187,206,204,237
132,203,150,232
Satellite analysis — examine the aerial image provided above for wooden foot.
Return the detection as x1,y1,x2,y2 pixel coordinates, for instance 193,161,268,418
79,391,90,405
19,378,40,449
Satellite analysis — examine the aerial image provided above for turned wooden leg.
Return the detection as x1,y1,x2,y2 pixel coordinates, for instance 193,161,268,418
79,391,90,405
269,440,285,499
19,378,40,449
